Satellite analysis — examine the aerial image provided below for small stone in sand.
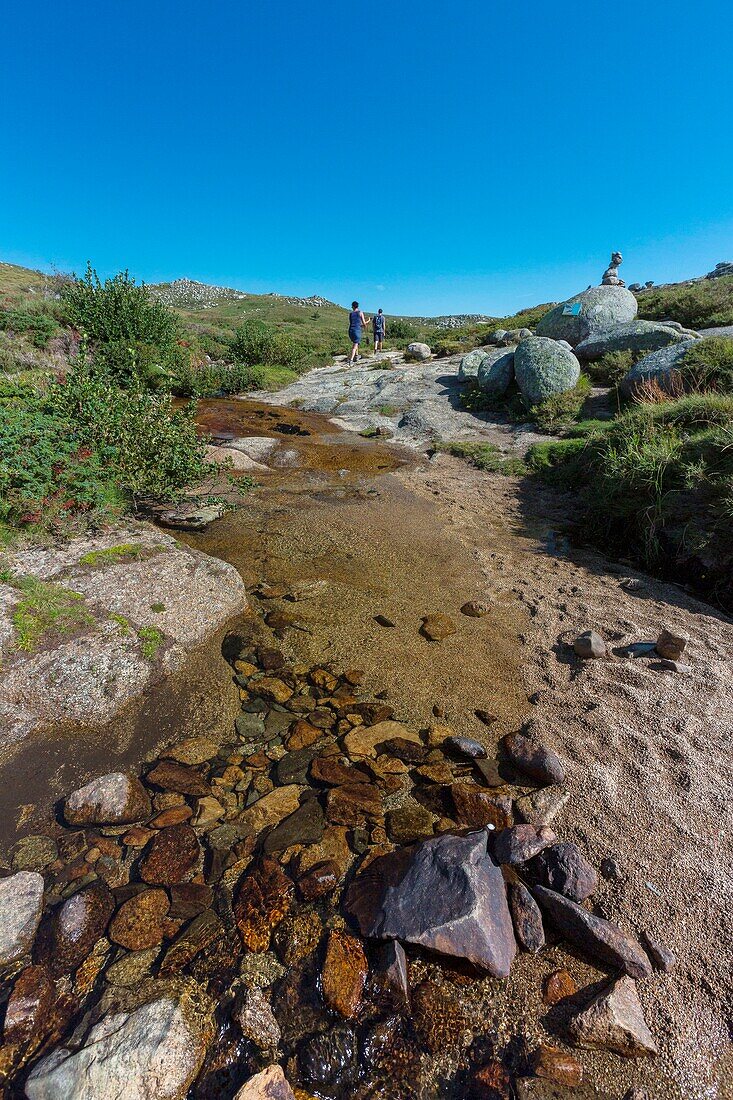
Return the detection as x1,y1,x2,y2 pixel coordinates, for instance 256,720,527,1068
420,614,457,641
573,630,607,659
656,628,688,661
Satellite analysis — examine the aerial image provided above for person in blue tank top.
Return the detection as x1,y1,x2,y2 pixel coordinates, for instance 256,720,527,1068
347,301,368,366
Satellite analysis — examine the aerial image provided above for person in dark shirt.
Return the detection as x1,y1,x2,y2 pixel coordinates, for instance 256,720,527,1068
373,308,386,353
347,301,368,365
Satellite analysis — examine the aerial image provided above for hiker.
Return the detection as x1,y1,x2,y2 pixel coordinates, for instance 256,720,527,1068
373,308,386,352
348,301,368,365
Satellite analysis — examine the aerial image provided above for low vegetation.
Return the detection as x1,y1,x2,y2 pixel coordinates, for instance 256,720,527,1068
435,440,527,475
0,573,94,653
636,275,733,329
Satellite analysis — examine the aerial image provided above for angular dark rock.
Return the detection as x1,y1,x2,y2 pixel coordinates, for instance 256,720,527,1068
346,829,516,977
493,824,556,865
299,1025,358,1092
533,841,598,901
310,755,369,786
534,886,652,978
573,630,607,658
275,747,318,786
145,760,210,797
569,976,658,1057
3,965,54,1046
139,824,201,886
326,783,383,826
263,797,325,854
503,731,565,785
380,737,427,764
168,882,213,920
444,735,487,760
376,939,410,1008
508,881,545,953
47,882,115,975
640,931,676,973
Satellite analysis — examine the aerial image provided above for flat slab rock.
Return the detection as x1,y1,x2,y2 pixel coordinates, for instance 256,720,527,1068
25,992,214,1100
346,829,516,977
534,886,651,978
0,524,246,747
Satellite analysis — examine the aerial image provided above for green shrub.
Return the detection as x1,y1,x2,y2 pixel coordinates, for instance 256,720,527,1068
60,264,185,388
386,319,418,346
174,360,268,397
230,319,305,369
678,336,733,393
584,349,636,386
0,304,59,348
432,339,465,358
531,376,592,432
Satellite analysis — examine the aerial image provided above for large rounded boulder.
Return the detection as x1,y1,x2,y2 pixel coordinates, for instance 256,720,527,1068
477,350,515,396
536,286,638,346
458,348,490,381
514,338,580,405
619,341,695,399
575,320,690,361
405,342,431,362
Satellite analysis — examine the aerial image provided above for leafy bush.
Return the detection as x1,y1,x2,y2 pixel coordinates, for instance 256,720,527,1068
0,304,58,348
230,319,305,369
386,319,418,345
531,376,592,432
584,349,636,386
174,360,268,397
60,264,185,388
678,336,733,393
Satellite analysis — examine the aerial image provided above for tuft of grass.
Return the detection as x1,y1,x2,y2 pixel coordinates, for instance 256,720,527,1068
679,336,733,394
436,440,528,475
150,602,166,613
6,575,95,652
531,376,592,432
138,625,164,660
378,404,401,417
80,542,145,567
584,349,637,386
110,612,131,634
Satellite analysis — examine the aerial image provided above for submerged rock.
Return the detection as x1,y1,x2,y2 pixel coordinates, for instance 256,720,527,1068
139,825,201,886
0,871,44,967
234,1065,295,1099
346,829,516,977
234,988,281,1051
3,964,54,1046
109,889,170,950
234,859,294,952
25,991,214,1099
48,883,115,976
569,976,658,1057
531,1044,584,1087
322,929,368,1018
534,886,652,978
65,773,151,826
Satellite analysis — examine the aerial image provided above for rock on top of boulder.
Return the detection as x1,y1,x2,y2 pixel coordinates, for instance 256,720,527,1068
514,338,580,405
345,829,516,977
65,773,151,826
536,285,638,346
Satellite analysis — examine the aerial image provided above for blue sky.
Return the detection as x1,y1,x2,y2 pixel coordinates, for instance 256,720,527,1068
2,0,732,316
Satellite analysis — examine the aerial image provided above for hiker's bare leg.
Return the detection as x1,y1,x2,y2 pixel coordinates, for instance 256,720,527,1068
349,341,359,365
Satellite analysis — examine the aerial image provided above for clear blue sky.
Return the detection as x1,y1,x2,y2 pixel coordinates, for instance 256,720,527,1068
2,0,732,316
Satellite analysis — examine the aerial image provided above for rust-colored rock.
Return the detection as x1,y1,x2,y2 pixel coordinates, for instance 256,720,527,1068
145,761,211,797
322,929,368,1018
326,783,383,826
297,860,340,901
420,614,457,641
471,1060,511,1099
287,720,322,751
532,1044,584,1087
109,889,170,949
451,784,513,830
48,882,115,975
3,965,54,1046
310,756,369,786
234,859,294,951
139,824,201,886
413,979,468,1051
254,677,293,703
544,968,578,1005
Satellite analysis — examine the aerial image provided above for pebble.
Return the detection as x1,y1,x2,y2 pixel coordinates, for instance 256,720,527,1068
162,737,219,765
444,735,487,760
503,731,566,785
310,755,369,786
534,887,652,979
234,988,281,1050
514,787,570,827
531,1044,584,1086
460,601,490,617
376,939,410,1008
533,841,598,901
10,835,58,873
145,761,210,797
109,888,170,949
573,630,607,658
322,929,368,1017
543,968,578,1004
508,881,545,953
641,931,676,973
297,859,340,901
413,979,468,1052
139,824,201,886
656,628,688,661
374,614,396,628
64,773,151,826
160,909,224,973
420,613,457,641
263,797,325,854
234,858,294,952
326,783,383,826
451,784,513,830
47,882,114,975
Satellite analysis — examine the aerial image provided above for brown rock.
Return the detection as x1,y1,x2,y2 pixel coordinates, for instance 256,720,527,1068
344,668,365,685
503,732,565,785
3,965,54,1047
169,882,213,920
287,720,322,751
413,979,468,1051
160,909,224,973
451,785,513,830
573,630,607,658
48,883,115,975
296,826,353,878
640,931,676,973
656,628,688,661
139,824,201,886
531,1044,584,1086
109,889,170,949
122,826,155,848
234,859,294,951
234,1065,296,1100
254,677,293,703
310,756,369,786
420,613,457,641
569,976,658,1057
162,737,219,765
493,825,556,865
460,601,490,618
380,737,427,764
543,968,578,1005
385,804,435,844
237,785,304,836
471,1060,511,1099
322,929,368,1018
145,761,210,797
326,783,383,826
351,701,395,724
64,773,151,826
514,788,570,827
508,880,544,952
234,987,281,1050
297,860,340,901
342,720,421,759
416,762,455,784
375,939,410,1008
273,909,323,966
534,887,652,979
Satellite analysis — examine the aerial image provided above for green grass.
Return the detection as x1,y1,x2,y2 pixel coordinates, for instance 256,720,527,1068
150,602,166,613
436,440,528,475
138,625,164,659
79,542,145,566
110,612,131,634
678,335,733,393
378,404,401,417
2,574,95,652
636,275,733,329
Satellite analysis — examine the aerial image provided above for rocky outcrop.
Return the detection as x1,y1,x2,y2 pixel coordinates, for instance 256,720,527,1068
346,829,516,977
24,988,214,1099
477,350,515,396
575,320,693,361
514,338,580,405
619,341,694,398
0,525,246,747
536,285,638,346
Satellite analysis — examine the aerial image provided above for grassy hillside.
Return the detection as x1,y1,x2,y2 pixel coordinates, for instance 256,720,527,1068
635,275,733,329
